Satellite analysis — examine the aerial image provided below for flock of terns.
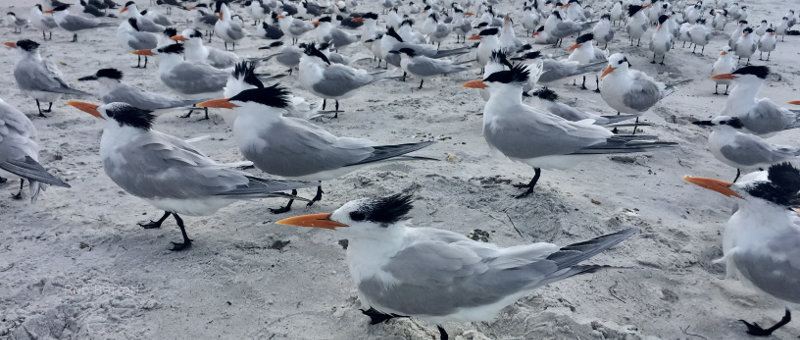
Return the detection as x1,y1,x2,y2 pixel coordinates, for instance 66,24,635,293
2,0,800,338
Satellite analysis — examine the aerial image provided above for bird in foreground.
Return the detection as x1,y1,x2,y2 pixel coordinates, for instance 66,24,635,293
220,61,312,120
215,2,246,50
298,44,377,116
599,53,672,128
51,4,113,42
691,116,800,183
276,193,637,340
709,66,800,137
0,98,70,202
4,39,90,117
197,85,436,213
462,64,676,197
66,101,312,250
171,28,239,69
684,163,800,336
30,5,59,41
392,48,468,89
711,48,737,95
132,43,229,120
77,68,200,111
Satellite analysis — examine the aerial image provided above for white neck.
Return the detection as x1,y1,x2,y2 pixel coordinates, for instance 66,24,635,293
155,53,183,73
724,80,760,114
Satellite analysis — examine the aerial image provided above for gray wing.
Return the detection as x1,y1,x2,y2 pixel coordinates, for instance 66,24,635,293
200,14,218,26
742,99,798,134
330,28,357,47
539,60,603,83
406,57,466,77
105,84,198,110
43,16,58,29
128,31,158,50
59,14,100,30
733,226,800,303
161,63,228,95
546,102,594,122
313,65,374,97
226,22,246,40
484,106,611,159
622,74,662,111
720,134,800,166
0,101,37,163
14,59,89,96
240,118,375,177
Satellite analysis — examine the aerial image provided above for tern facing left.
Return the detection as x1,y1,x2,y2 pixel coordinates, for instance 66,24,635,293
684,163,800,336
66,101,312,250
277,194,637,340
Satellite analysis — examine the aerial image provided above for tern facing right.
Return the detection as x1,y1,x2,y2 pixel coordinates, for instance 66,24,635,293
463,64,676,197
684,163,800,336
66,101,311,250
277,194,637,340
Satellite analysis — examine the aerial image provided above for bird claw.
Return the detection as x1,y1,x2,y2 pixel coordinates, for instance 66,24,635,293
269,206,292,214
170,240,192,251
138,220,163,229
740,320,772,336
514,189,533,199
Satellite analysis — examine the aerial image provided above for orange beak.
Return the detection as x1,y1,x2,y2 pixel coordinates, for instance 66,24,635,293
196,98,240,109
66,101,104,119
171,35,187,41
771,32,776,36
276,212,349,230
600,65,615,78
742,33,748,37
351,17,363,22
312,20,320,26
642,3,653,8
277,14,285,18
504,14,510,21
3,41,16,48
561,3,570,8
219,12,223,20
568,43,580,51
657,24,662,31
120,6,128,13
464,12,474,16
132,49,155,56
788,101,800,105
467,34,481,40
532,31,539,36
42,10,54,13
720,50,727,55
683,177,743,199
186,6,196,10
461,79,487,89
710,73,737,80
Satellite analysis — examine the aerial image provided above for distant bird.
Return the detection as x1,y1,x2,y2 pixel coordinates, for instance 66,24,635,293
277,12,314,44
4,39,90,117
648,15,673,65
215,2,246,50
51,4,113,42
29,5,58,40
567,33,607,91
117,18,158,68
298,44,377,116
6,12,28,34
599,53,671,128
119,1,163,33
626,4,651,46
0,97,70,201
758,28,777,61
77,68,200,111
591,14,614,49
391,48,468,89
734,27,757,65
711,48,736,95
171,28,239,69
544,10,593,47
688,18,712,55
257,14,284,39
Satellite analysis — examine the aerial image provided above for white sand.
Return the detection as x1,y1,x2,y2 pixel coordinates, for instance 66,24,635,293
1,0,798,339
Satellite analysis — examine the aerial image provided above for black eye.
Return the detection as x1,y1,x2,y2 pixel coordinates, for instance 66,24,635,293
618,60,624,64
720,121,727,125
350,211,366,221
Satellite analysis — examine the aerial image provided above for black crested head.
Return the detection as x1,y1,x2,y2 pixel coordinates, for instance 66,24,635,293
230,84,291,109
140,9,148,15
269,40,284,48
232,61,264,89
188,28,202,38
627,5,643,17
7,12,15,16
428,12,438,21
124,1,135,7
746,163,800,207
163,27,177,37
743,27,753,34
128,17,140,31
761,19,767,23
519,50,541,59
53,4,70,11
658,14,668,24
733,65,769,79
601,13,610,20
552,10,562,20
475,21,488,28
401,18,414,27
304,44,330,65
576,33,593,44
719,116,744,129
490,49,513,69
35,4,43,11
397,47,416,56
423,5,431,11
766,28,775,33
318,16,332,22
532,88,558,101
157,43,184,54
739,20,747,25
351,193,414,226
16,39,40,52
362,12,378,20
479,27,499,36
484,63,529,84
385,26,403,42
105,103,156,130
97,68,123,79
535,25,544,33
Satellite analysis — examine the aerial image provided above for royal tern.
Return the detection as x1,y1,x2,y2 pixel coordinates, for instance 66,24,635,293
711,48,736,95
77,68,200,111
543,10,592,47
66,101,311,250
298,44,377,116
776,16,789,41
684,163,800,336
755,19,769,36
119,1,163,33
257,13,284,39
692,116,800,182
599,53,671,125
591,14,614,49
51,4,114,42
312,16,359,50
757,28,777,61
171,28,239,69
215,2,246,50
392,48,468,89
531,88,638,126
278,12,314,44
30,5,58,41
567,33,607,91
0,98,70,201
6,12,28,34
712,9,728,31
688,18,712,55
707,66,800,137
626,4,651,46
78,0,106,18
117,18,158,68
733,27,757,65
4,39,90,117
132,43,229,119
532,25,558,44
197,85,435,212
728,20,747,48
648,15,673,65
258,41,304,74
221,60,312,121
381,27,469,74
276,193,636,340
188,4,218,41
609,1,623,25
452,8,473,42
463,64,676,197
421,13,451,49
246,0,270,25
